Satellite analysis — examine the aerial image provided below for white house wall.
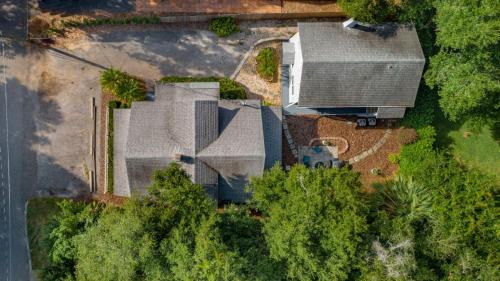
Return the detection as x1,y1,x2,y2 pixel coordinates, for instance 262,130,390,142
288,33,302,105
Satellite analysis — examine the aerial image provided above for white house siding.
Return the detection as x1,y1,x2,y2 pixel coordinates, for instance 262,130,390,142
288,33,302,105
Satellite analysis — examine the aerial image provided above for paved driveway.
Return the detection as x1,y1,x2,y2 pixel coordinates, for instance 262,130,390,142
0,0,27,39
58,22,296,80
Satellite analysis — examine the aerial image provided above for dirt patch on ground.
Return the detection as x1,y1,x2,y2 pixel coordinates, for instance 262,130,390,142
39,71,61,97
284,115,415,188
235,42,282,105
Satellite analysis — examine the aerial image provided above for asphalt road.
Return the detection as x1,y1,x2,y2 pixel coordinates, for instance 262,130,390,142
0,0,27,39
0,38,32,281
36,0,134,14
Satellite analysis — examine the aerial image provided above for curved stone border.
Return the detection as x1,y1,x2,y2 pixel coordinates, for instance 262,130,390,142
348,129,392,165
230,36,289,79
308,137,349,155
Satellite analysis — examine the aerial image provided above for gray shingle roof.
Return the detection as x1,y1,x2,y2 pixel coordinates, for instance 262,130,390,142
296,22,425,108
119,83,282,201
261,106,282,168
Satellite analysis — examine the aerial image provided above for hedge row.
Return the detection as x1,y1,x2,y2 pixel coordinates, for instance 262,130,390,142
61,16,161,29
159,76,246,100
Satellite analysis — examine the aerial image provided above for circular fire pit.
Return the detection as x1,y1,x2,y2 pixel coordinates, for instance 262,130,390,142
308,137,349,155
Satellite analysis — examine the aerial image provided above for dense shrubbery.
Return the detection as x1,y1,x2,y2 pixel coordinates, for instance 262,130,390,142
160,76,246,99
39,200,103,281
256,47,277,81
100,68,146,107
37,159,498,281
209,17,240,37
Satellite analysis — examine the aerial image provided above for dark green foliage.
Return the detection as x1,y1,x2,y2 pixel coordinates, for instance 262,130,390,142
217,206,286,280
425,0,500,121
209,17,240,37
40,200,103,281
100,68,146,107
401,85,438,130
256,47,277,81
73,164,246,280
250,165,368,281
160,76,246,99
338,0,399,23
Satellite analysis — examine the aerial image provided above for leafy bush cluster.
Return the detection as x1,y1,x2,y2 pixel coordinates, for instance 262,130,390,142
256,47,277,81
61,16,161,29
209,17,240,37
160,76,246,99
38,160,498,281
100,68,146,107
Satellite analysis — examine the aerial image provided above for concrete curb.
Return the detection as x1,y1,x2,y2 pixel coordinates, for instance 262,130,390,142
230,37,289,80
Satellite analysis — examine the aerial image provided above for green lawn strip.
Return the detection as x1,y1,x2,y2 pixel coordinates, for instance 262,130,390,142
27,197,63,270
160,76,246,99
434,113,500,179
449,123,500,176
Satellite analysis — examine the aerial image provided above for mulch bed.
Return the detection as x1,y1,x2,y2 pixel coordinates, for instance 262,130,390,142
286,115,387,160
283,115,415,188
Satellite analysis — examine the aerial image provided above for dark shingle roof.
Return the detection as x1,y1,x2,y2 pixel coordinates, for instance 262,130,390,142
296,22,425,108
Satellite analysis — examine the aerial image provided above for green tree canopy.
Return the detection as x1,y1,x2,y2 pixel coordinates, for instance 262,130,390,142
425,0,500,121
250,165,368,281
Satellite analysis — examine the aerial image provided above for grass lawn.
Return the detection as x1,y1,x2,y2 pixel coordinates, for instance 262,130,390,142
435,113,500,178
27,197,63,271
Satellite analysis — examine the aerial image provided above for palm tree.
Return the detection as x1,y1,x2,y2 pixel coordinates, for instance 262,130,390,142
100,68,123,92
376,176,433,222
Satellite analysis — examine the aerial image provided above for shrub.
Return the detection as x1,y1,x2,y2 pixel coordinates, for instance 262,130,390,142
401,85,437,129
100,69,146,107
398,126,438,178
256,47,277,81
160,76,246,99
388,153,400,164
209,17,239,37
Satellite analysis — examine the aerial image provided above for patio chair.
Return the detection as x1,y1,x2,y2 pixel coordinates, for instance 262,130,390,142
312,146,323,153
302,155,311,167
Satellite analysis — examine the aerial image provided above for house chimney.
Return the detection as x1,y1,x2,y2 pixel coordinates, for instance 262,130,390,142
343,18,358,29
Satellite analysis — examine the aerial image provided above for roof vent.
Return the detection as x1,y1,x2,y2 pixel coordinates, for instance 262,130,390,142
343,18,377,32
343,18,358,29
